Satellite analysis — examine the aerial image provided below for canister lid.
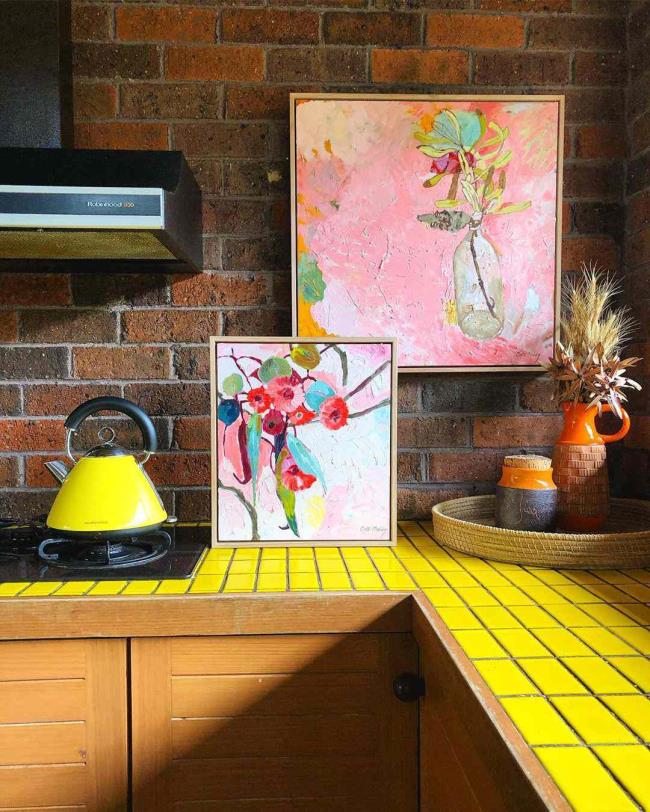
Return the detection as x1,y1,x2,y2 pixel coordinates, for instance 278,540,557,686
502,454,552,471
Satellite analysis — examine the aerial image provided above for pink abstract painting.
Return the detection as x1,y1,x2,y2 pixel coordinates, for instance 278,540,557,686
292,95,563,371
211,338,396,546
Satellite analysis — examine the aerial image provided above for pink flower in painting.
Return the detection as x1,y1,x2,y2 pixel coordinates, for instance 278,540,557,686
247,386,271,414
430,150,475,176
288,405,316,426
267,377,300,412
281,454,316,492
262,409,285,436
320,396,349,430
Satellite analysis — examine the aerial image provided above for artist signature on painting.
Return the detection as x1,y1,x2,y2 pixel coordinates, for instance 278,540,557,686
360,526,387,533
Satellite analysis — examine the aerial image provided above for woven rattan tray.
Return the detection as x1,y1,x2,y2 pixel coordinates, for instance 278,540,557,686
432,496,650,569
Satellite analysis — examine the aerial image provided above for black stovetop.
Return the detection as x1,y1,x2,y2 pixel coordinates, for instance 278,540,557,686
0,521,209,582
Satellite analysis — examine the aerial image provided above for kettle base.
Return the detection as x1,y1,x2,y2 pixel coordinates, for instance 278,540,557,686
38,530,172,569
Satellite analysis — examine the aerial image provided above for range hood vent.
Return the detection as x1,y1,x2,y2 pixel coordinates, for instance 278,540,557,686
0,148,202,272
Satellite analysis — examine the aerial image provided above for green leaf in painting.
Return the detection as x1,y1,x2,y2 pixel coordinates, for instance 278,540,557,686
423,174,445,189
492,201,531,215
275,447,298,537
222,373,244,396
246,412,262,504
298,255,326,304
259,356,292,383
286,434,327,492
290,344,321,370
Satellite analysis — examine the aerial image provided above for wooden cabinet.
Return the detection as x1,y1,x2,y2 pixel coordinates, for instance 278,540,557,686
0,638,128,812
131,633,418,812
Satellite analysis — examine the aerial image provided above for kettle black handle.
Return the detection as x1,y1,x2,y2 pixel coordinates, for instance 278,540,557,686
65,397,158,453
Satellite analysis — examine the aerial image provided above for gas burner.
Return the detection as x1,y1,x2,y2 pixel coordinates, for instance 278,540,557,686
37,530,173,570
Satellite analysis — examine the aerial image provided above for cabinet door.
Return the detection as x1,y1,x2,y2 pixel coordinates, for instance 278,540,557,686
0,638,128,812
131,633,417,812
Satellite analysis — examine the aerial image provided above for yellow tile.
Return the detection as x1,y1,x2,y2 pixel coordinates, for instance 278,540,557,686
156,579,190,595
411,570,447,588
472,606,522,629
615,603,650,625
422,587,464,607
611,626,650,655
527,568,574,586
595,746,650,809
602,695,650,741
518,658,588,695
562,657,638,695
203,548,234,562
455,587,500,606
435,607,482,630
223,573,256,593
189,574,225,594
198,559,230,576
520,585,568,604
573,628,636,656
368,555,408,574
532,628,593,657
256,573,287,592
500,697,578,745
474,660,537,696
419,553,463,572
289,559,317,574
608,657,650,692
350,571,384,591
234,548,261,560
554,584,601,602
581,603,640,627
491,628,550,658
508,605,560,628
366,546,394,558
502,570,540,587
586,584,635,603
261,547,286,559
488,586,534,606
320,572,351,591
551,696,636,744
20,582,63,596
315,560,346,575
452,630,507,659
619,583,650,601
444,571,478,587
289,572,319,591
471,570,511,587
0,582,29,597
87,581,127,596
342,553,376,572
543,604,600,627
121,580,159,595
563,570,603,585
288,548,314,559
381,571,416,590
259,559,286,575
229,559,258,575
52,581,95,596
535,746,637,812
625,569,650,584
592,570,634,585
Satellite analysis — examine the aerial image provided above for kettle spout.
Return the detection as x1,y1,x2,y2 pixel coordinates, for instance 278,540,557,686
45,460,70,485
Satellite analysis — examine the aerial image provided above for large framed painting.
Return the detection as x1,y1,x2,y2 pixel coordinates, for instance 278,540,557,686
210,336,397,547
291,93,564,373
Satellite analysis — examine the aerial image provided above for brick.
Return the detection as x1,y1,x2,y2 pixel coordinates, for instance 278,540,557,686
476,0,570,9
376,0,468,7
120,83,222,120
563,162,623,201
171,273,270,307
398,379,421,412
270,198,290,234
625,226,650,268
24,384,121,417
520,376,558,413
372,49,468,84
267,48,367,83
73,415,171,452
0,348,67,380
429,450,503,482
224,161,289,197
627,416,650,449
203,238,223,270
562,201,572,235
0,273,70,306
474,52,569,86
226,86,294,121
203,199,268,235
0,386,20,416
561,237,619,272
73,43,161,80
116,6,216,43
324,12,420,46
397,416,469,448
421,378,517,413
222,308,290,335
632,111,650,157
576,125,626,160
73,347,170,380
627,70,650,122
175,489,210,521
147,452,210,486
397,451,422,482
25,455,63,488
188,160,223,194
628,34,650,81
574,52,627,86
223,237,289,273
565,89,623,124
123,310,220,344
528,17,625,50
174,416,210,451
0,490,57,518
0,419,65,452
72,4,112,41
270,0,366,5
0,457,18,487
397,486,471,520
223,9,320,44
71,274,169,307
574,202,624,242
123,383,210,416
165,45,264,82
627,190,650,234
74,83,117,119
0,313,18,343
628,152,650,197
473,415,562,447
426,13,525,48
574,0,628,13
75,122,168,151
173,346,210,380
19,310,117,344
173,122,272,158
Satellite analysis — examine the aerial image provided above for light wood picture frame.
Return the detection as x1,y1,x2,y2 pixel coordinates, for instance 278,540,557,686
291,93,564,373
210,336,398,548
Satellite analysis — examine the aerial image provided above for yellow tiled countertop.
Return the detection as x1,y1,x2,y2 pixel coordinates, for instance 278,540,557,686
2,520,650,811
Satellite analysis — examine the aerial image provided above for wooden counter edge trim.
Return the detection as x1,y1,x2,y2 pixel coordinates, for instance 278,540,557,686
412,594,571,812
0,592,413,640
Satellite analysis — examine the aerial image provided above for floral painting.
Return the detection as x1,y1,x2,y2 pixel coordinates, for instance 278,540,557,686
211,338,397,546
292,94,563,372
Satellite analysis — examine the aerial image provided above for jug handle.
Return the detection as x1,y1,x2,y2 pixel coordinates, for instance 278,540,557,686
599,404,631,443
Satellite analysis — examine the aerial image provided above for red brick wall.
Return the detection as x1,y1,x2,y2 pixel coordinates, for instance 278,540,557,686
0,0,633,520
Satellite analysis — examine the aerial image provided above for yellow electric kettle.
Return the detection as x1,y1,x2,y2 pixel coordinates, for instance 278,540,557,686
45,396,168,537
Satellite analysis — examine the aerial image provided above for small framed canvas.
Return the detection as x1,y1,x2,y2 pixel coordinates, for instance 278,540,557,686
291,93,564,373
210,337,397,547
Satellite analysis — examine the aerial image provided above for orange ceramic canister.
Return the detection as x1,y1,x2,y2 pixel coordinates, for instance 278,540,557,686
495,455,558,532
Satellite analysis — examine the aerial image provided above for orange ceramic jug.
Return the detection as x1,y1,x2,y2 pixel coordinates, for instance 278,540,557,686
552,401,630,532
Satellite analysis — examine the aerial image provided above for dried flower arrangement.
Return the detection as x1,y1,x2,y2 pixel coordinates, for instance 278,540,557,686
545,263,642,418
